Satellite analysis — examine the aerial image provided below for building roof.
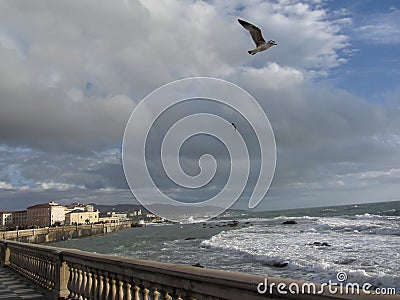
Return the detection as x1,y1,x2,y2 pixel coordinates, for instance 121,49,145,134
66,209,99,215
27,201,65,209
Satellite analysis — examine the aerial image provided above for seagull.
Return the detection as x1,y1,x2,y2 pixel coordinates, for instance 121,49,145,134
231,122,237,131
238,19,277,55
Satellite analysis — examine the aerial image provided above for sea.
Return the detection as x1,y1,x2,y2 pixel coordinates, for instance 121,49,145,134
50,200,400,293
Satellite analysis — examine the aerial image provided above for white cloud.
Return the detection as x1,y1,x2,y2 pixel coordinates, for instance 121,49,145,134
0,0,352,154
0,181,29,191
0,181,13,190
37,181,86,191
355,9,400,44
358,169,400,180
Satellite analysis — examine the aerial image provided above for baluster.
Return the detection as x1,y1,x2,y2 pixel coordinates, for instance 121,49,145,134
97,273,104,300
46,258,51,289
45,259,50,288
153,289,160,300
31,255,36,279
52,260,57,289
164,292,172,300
22,253,28,278
29,254,34,279
110,278,117,300
28,255,34,280
14,252,19,272
36,256,40,282
37,257,42,285
34,256,39,282
39,258,45,286
41,258,46,286
134,285,140,300
86,268,93,299
18,252,23,275
77,269,83,300
143,287,149,300
74,266,81,299
28,254,33,278
51,260,56,289
24,253,28,274
46,260,52,288
81,267,88,300
21,253,25,274
92,270,98,300
46,259,50,288
124,282,132,300
103,275,110,300
68,266,76,299
117,280,123,300
30,254,35,280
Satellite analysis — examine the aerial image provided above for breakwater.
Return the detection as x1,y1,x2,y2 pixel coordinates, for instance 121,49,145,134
0,240,398,300
0,221,131,243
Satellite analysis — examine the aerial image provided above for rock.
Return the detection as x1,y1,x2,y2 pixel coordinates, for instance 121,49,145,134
192,263,204,268
227,220,239,227
272,261,288,268
308,241,331,247
184,237,196,240
282,220,297,225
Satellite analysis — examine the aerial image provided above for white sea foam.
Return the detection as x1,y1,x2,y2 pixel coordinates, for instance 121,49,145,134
200,215,400,291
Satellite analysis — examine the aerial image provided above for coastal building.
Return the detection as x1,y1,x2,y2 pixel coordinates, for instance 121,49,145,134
65,210,99,225
98,216,119,223
132,209,142,216
0,212,13,228
27,201,66,227
110,212,128,221
100,212,128,221
65,203,95,213
128,209,144,219
66,203,85,212
85,204,94,212
11,210,27,228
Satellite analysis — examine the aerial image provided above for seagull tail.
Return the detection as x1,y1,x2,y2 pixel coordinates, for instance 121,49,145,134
248,50,256,55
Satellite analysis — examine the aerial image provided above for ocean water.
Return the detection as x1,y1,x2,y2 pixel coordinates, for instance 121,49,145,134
51,201,400,293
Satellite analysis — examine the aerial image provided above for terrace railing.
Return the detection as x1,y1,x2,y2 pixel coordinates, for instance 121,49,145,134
0,240,397,300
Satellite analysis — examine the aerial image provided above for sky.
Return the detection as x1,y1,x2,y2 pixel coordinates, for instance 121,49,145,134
0,0,399,212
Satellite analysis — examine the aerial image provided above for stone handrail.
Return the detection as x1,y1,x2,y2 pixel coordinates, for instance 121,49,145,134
0,222,130,240
0,240,398,300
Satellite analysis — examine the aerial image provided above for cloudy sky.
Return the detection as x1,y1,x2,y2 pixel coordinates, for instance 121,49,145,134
0,0,399,212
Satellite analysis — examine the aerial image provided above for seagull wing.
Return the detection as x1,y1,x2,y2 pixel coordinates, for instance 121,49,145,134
238,19,266,47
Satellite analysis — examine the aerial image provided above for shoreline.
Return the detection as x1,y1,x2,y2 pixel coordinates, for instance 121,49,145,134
0,221,131,244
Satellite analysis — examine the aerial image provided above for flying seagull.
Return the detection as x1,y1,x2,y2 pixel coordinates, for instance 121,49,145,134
238,19,277,55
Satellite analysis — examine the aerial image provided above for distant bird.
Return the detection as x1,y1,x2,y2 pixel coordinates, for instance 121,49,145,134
231,122,237,131
238,19,277,55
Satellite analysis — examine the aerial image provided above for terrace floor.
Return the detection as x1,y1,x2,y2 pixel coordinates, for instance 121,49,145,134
0,267,48,299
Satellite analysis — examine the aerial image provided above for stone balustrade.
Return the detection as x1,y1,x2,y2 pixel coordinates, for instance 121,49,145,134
0,222,130,243
0,240,398,300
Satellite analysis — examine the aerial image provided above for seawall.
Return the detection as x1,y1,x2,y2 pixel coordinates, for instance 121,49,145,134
0,221,131,243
